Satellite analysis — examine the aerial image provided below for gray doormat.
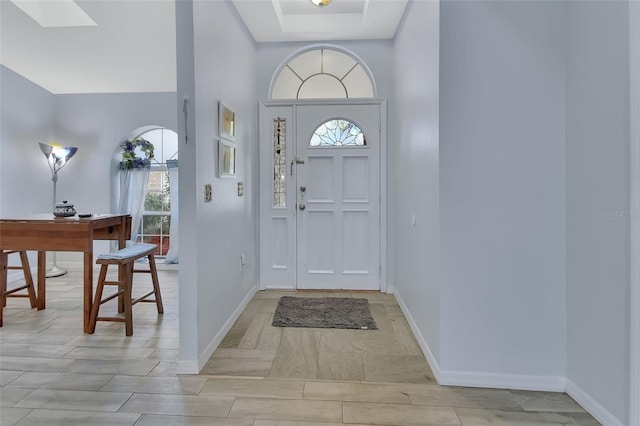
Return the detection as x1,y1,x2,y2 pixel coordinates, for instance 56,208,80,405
272,296,378,330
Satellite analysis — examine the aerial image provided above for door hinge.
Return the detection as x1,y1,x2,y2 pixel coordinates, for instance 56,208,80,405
378,193,381,204
379,265,382,277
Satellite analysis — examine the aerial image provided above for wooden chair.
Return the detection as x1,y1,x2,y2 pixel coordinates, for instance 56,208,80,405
89,243,164,335
1,250,38,327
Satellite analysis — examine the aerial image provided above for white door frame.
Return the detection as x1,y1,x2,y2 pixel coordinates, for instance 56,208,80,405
258,99,388,293
630,1,640,424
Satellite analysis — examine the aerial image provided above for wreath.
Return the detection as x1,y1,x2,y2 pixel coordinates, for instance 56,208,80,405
120,137,154,168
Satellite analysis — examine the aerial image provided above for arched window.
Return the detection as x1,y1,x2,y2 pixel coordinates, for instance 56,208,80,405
311,119,366,147
270,46,376,100
137,128,178,260
115,127,179,262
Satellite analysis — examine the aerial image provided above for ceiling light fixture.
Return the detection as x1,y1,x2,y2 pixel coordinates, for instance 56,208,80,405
310,0,332,7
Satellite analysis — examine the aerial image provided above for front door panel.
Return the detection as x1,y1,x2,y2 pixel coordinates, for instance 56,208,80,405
295,104,380,290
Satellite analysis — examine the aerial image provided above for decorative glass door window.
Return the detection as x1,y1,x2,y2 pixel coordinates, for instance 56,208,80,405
310,119,366,147
273,118,287,207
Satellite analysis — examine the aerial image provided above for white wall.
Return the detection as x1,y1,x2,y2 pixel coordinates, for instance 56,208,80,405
391,0,441,369
565,1,630,424
0,66,55,217
439,1,567,383
176,0,259,370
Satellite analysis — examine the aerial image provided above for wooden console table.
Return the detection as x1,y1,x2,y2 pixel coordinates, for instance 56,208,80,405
0,214,131,333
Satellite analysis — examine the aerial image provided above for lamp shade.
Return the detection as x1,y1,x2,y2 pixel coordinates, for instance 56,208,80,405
39,142,78,174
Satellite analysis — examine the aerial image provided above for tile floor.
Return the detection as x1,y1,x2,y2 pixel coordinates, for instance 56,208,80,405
0,267,600,425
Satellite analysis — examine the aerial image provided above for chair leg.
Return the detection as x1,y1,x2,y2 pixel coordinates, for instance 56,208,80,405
18,251,37,309
124,264,134,336
89,264,109,334
147,254,164,314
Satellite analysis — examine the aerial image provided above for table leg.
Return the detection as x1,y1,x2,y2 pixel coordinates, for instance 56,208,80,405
37,251,46,310
84,251,94,333
0,251,7,326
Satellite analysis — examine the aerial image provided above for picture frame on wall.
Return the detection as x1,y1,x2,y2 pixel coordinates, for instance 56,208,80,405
218,101,236,141
218,138,236,178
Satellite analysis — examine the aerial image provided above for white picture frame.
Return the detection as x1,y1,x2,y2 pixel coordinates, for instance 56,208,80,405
218,101,236,141
218,139,236,178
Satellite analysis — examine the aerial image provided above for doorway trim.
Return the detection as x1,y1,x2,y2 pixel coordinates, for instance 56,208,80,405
258,99,388,293
630,1,639,424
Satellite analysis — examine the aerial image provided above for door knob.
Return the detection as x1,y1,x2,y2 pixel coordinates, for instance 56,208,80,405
300,186,306,192
299,204,306,211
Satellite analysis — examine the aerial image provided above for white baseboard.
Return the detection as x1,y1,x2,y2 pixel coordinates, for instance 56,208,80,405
393,288,441,383
184,284,258,374
566,380,624,426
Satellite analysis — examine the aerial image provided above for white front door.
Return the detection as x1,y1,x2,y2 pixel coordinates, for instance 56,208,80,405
295,104,380,290
259,101,383,291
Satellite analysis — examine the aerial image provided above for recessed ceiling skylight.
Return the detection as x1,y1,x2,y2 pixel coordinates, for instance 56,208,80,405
10,0,97,28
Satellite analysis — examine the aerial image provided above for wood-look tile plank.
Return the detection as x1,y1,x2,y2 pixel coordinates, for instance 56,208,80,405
202,349,275,376
362,353,436,384
118,393,235,417
238,313,272,349
407,385,521,410
65,359,159,376
219,327,247,348
14,389,131,412
201,377,304,399
318,330,405,355
15,409,140,425
0,387,34,407
63,346,154,360
0,343,74,358
454,407,580,425
316,351,364,381
6,372,113,391
269,350,318,379
0,407,32,425
304,381,410,404
252,421,351,426
256,315,282,351
0,370,24,386
343,401,461,425
135,415,253,426
0,356,75,374
228,398,343,423
99,375,207,395
511,390,587,413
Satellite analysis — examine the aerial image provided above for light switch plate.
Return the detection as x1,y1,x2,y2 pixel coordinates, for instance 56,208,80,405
205,184,212,202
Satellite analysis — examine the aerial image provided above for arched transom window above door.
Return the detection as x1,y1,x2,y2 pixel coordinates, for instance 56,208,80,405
270,47,376,99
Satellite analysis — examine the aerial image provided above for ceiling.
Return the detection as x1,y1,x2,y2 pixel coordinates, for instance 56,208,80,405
0,0,407,94
231,0,408,43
